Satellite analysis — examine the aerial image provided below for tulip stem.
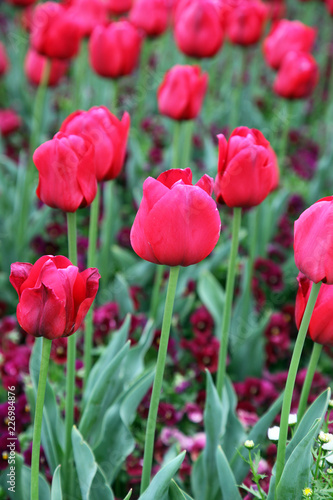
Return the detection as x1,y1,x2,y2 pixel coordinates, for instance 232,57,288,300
182,120,194,169
31,338,52,500
83,187,100,389
274,281,321,496
149,265,165,321
140,265,180,494
297,342,323,425
16,58,52,258
99,180,114,287
64,212,78,493
216,207,242,398
171,121,181,169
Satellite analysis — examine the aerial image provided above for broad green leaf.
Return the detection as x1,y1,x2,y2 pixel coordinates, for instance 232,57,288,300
72,426,97,500
197,271,225,333
231,392,283,483
168,480,194,500
216,446,242,500
89,466,114,500
138,452,186,500
51,465,62,500
221,377,247,460
123,490,132,500
80,342,130,440
29,338,64,472
83,316,130,405
122,320,154,383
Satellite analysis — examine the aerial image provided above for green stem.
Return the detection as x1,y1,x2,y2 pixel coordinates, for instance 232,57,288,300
216,207,242,397
99,181,114,287
229,48,246,131
63,212,78,492
140,266,180,494
17,58,52,257
111,80,118,116
136,38,152,126
83,187,100,388
278,99,292,171
297,342,323,425
149,265,165,321
31,338,52,500
73,39,87,111
171,121,181,169
274,281,322,495
181,120,194,169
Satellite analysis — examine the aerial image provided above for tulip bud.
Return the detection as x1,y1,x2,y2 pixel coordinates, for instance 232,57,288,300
25,48,68,87
273,51,319,100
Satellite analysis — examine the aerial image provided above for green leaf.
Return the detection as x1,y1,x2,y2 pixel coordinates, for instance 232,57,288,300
123,491,132,500
51,465,62,500
80,341,130,440
197,271,225,334
168,480,194,500
89,466,114,500
221,377,247,460
138,452,186,500
29,338,64,472
231,392,283,483
216,446,242,500
122,319,154,383
72,426,97,500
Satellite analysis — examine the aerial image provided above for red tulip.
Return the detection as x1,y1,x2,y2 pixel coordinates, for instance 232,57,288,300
0,109,21,136
25,48,69,87
129,0,169,37
174,0,224,58
294,197,333,284
89,21,142,78
295,273,333,346
5,0,37,6
214,127,278,208
326,0,333,15
60,106,130,182
30,2,82,59
263,19,316,70
273,51,319,99
157,65,208,121
10,255,100,340
225,0,268,46
130,168,221,266
66,0,108,37
106,0,132,14
0,42,9,77
33,132,97,212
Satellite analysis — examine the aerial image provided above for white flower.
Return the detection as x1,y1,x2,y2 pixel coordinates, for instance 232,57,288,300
267,426,280,441
288,413,297,426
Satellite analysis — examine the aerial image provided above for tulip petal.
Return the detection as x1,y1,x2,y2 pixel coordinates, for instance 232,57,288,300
9,262,33,297
72,268,100,334
157,168,192,188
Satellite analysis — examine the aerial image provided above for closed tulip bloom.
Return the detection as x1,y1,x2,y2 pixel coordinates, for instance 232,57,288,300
0,109,21,136
273,51,319,99
174,0,224,58
326,0,333,15
294,197,333,284
66,0,108,37
214,127,278,208
89,21,142,78
107,0,132,14
225,0,268,46
0,42,9,77
30,2,82,59
130,0,169,37
5,0,37,5
263,19,316,70
10,255,100,340
33,132,97,212
130,168,221,266
295,273,333,346
157,65,208,121
25,49,69,87
60,106,130,182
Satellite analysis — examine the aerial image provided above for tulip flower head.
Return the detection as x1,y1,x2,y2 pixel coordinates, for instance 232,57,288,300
25,48,69,87
10,255,100,340
60,106,130,182
130,168,221,266
157,65,208,121
0,42,9,77
214,127,279,208
294,197,333,284
129,0,169,37
33,132,97,212
106,0,132,14
273,51,319,100
225,0,268,46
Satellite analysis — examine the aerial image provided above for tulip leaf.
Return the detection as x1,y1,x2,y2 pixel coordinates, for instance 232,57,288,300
221,377,247,460
197,271,225,334
29,338,64,472
267,389,331,500
93,369,154,483
89,465,115,500
216,446,242,500
51,465,62,500
231,392,284,483
123,491,132,500
122,319,154,383
138,452,186,500
168,480,194,500
80,341,130,440
83,315,131,405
